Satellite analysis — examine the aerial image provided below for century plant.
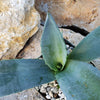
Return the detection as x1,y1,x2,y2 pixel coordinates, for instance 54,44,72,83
0,13,100,100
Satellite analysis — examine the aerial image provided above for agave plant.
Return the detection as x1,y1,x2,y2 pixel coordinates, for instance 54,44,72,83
0,13,100,100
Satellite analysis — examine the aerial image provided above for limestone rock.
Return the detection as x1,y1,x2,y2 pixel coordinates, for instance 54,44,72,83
0,0,40,60
17,26,43,59
92,58,100,70
0,88,45,100
60,28,84,46
35,0,100,31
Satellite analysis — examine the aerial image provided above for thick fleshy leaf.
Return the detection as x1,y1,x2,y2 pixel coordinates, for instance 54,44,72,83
55,60,100,100
68,26,100,61
41,13,67,71
0,59,55,97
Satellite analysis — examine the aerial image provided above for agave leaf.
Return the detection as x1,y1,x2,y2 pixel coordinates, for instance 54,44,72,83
68,26,100,61
41,13,67,71
55,60,100,100
0,59,55,97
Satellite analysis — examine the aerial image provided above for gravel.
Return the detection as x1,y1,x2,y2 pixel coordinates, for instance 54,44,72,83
35,81,67,100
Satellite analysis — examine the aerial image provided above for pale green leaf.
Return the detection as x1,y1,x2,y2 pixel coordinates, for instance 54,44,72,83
55,60,100,100
41,13,67,71
68,26,100,61
0,59,55,97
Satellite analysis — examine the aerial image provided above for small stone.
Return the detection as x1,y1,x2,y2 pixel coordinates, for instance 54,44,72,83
48,81,56,87
46,95,51,99
40,86,46,93
67,49,72,55
58,90,66,100
53,93,59,99
46,86,51,92
35,86,40,91
66,45,69,49
23,95,28,98
48,91,53,98
46,92,49,95
43,84,48,88
52,88,59,94
51,98,56,100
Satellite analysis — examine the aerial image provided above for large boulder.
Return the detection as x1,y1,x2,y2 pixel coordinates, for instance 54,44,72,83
0,0,40,60
35,0,100,31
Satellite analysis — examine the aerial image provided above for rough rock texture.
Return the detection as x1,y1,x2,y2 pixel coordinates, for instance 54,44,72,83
93,58,100,70
0,0,40,60
0,88,45,100
17,26,84,59
17,26,43,59
35,0,100,31
60,28,84,46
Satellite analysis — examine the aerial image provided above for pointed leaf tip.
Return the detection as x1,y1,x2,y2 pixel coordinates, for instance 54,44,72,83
69,26,100,61
41,13,67,71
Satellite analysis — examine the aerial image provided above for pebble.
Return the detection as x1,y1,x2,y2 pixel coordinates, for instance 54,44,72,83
36,81,67,100
46,86,52,92
51,98,56,100
46,95,51,99
40,86,46,93
66,45,69,49
52,88,58,94
48,91,53,97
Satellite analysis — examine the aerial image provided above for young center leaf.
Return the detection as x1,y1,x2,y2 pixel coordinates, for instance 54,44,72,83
0,59,55,97
41,13,67,71
55,60,100,100
68,26,100,62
